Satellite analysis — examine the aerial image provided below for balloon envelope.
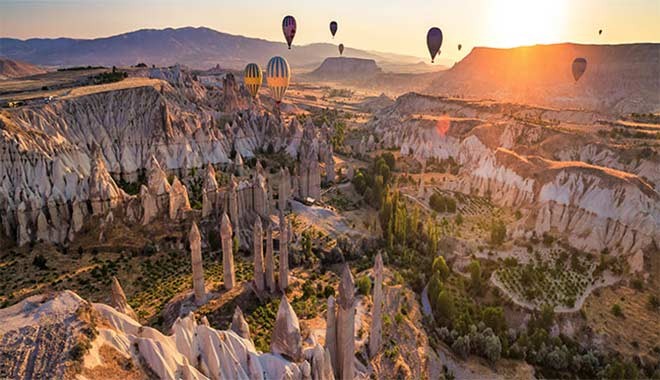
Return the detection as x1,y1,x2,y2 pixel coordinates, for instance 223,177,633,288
427,27,443,63
458,44,462,51
338,43,344,56
598,29,603,35
572,58,587,82
267,56,291,103
330,21,338,37
282,16,297,49
244,63,262,98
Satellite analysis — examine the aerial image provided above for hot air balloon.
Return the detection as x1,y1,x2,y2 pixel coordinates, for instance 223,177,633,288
338,44,344,56
598,29,603,35
427,27,443,63
244,63,262,98
282,16,297,49
330,21,338,38
458,44,462,51
572,58,587,82
267,56,291,104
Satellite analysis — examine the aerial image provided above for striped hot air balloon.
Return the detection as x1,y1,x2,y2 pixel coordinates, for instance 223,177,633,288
266,56,291,104
244,63,262,98
282,15,297,49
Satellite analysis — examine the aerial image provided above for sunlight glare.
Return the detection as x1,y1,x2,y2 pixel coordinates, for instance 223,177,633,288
487,0,567,47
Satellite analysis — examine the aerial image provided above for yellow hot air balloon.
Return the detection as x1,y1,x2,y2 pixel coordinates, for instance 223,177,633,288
244,63,262,98
266,56,290,104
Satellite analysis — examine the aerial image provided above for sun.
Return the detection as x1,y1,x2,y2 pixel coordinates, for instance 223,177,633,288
487,0,567,47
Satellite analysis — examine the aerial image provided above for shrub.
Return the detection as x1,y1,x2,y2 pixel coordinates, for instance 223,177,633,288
648,295,659,311
611,303,624,318
490,219,507,245
451,336,470,358
356,275,372,296
483,334,502,363
432,256,450,281
32,254,48,270
482,307,506,334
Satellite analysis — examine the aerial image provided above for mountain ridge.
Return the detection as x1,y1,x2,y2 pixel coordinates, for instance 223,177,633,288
0,26,424,70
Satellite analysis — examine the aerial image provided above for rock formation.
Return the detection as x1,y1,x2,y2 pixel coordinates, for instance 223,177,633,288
221,212,235,290
279,167,290,212
270,295,303,362
369,253,384,356
230,306,251,340
202,164,219,218
279,211,289,291
253,217,265,292
253,162,269,217
336,264,355,380
265,222,276,293
325,296,338,375
189,222,205,306
169,176,191,220
110,276,138,321
228,176,241,246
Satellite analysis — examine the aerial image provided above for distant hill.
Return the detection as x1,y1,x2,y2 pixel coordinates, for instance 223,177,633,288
0,57,46,79
424,43,660,114
0,27,423,71
308,57,382,81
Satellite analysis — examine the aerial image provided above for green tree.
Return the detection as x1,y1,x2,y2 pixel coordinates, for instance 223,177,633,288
482,307,506,334
490,219,507,245
356,275,372,296
432,256,450,281
433,290,455,323
468,260,482,294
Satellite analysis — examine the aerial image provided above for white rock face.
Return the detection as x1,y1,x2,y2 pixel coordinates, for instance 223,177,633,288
372,93,660,271
189,222,205,306
270,296,303,362
0,290,334,380
110,276,138,321
0,75,331,247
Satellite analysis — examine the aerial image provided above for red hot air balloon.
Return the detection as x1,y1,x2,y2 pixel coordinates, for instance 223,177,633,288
427,27,443,63
339,43,344,56
330,21,338,38
572,58,587,82
282,15,297,49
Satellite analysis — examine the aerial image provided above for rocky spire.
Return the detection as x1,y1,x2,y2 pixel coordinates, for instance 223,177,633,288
369,253,384,356
271,295,303,362
228,176,240,246
88,145,126,215
110,276,138,321
202,164,218,218
325,295,338,376
265,222,276,293
253,166,268,217
147,155,171,195
279,167,290,212
230,306,251,340
253,217,265,292
221,212,235,290
279,211,289,291
169,176,191,220
189,222,205,306
336,264,355,380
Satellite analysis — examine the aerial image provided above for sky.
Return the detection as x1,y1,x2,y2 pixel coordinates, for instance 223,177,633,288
1,0,659,62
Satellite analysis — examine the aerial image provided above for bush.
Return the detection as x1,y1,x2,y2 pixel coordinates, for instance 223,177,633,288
483,334,502,363
356,275,372,296
32,254,48,270
432,256,450,281
482,307,506,334
648,295,659,311
490,219,507,245
451,336,470,358
611,303,624,318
